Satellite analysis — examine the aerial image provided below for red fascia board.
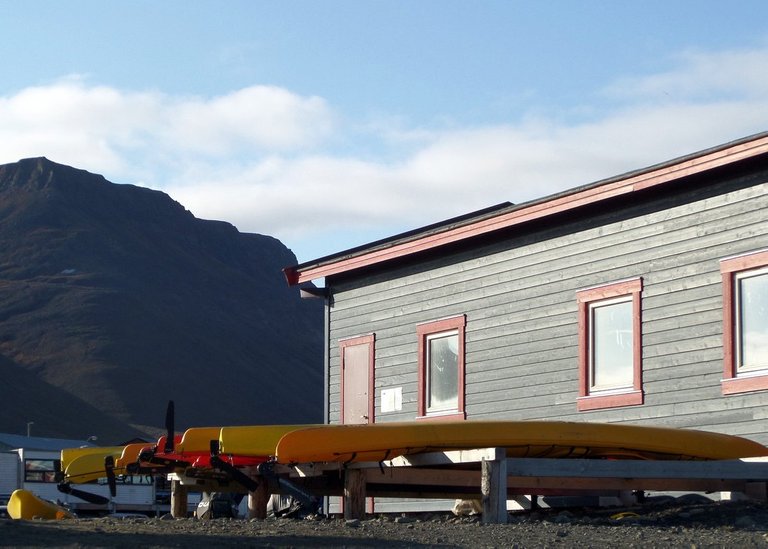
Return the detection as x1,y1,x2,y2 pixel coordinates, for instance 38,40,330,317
286,135,768,285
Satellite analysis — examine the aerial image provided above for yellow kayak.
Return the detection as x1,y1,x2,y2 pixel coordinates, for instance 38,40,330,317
274,420,768,464
60,446,124,474
218,425,313,457
7,489,74,520
174,427,222,454
63,449,126,484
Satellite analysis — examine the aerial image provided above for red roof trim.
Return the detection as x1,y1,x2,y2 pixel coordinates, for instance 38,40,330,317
286,134,768,285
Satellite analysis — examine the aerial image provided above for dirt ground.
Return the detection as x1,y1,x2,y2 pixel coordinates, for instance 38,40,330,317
3,498,768,548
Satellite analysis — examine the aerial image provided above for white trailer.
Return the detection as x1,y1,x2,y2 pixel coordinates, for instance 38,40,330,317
0,451,19,504
0,444,187,516
0,448,65,516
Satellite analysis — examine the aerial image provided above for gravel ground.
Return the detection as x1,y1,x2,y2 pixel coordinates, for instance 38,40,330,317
3,498,768,548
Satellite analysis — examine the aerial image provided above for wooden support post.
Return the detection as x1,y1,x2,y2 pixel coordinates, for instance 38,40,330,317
481,449,507,524
344,468,366,520
170,479,188,518
722,482,768,502
248,479,270,519
746,482,768,501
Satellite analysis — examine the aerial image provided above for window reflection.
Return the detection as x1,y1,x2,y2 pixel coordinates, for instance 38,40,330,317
590,298,633,391
737,270,768,371
427,332,459,412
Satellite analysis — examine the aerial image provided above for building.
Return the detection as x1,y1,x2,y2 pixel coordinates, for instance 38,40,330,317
0,433,97,505
284,133,768,452
0,433,96,454
0,433,183,515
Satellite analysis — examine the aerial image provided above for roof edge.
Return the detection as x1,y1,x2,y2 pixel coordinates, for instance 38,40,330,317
285,131,768,285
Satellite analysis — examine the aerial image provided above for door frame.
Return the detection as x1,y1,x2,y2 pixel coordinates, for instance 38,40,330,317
339,334,376,425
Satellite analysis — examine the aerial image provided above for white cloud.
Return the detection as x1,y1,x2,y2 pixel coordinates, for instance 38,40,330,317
168,46,768,253
605,46,768,102
1,45,767,263
173,104,768,248
166,86,335,156
0,79,334,178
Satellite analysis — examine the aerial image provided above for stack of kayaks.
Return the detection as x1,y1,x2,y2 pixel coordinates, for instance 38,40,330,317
25,419,765,521
63,420,768,477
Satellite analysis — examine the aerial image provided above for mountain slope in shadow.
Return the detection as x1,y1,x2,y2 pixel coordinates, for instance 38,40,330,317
0,158,323,442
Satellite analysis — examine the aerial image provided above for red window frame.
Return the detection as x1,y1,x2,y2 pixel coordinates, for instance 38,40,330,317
576,278,643,411
416,315,466,420
720,249,768,395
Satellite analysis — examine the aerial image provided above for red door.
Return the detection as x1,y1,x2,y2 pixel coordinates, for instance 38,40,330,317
340,335,374,425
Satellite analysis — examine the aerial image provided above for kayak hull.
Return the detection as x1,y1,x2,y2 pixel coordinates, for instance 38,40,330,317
7,489,74,520
274,420,768,464
63,449,125,484
218,425,312,457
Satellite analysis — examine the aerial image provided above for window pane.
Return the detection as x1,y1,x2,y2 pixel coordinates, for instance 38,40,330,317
591,300,633,390
24,459,58,483
738,272,768,370
428,333,458,411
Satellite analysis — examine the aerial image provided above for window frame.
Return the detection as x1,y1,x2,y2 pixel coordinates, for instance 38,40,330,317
720,249,768,395
416,315,466,420
24,458,60,483
576,278,643,411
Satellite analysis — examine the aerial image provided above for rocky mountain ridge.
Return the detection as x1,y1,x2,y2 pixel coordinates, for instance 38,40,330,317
0,157,323,443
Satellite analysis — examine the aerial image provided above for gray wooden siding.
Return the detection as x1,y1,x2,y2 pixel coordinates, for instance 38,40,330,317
326,172,768,443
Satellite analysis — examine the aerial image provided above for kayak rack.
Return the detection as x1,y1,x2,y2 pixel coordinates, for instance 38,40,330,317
167,449,768,523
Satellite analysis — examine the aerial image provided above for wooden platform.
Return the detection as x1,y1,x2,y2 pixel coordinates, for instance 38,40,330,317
168,449,768,523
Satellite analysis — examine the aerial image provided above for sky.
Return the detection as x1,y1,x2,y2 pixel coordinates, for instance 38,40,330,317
1,1,768,264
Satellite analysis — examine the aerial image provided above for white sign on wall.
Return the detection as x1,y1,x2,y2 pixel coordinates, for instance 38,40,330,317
380,387,402,413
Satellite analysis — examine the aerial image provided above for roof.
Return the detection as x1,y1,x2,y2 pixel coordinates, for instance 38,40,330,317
0,432,96,452
284,131,768,285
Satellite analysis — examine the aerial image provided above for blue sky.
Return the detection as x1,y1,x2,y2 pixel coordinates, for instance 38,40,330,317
1,1,768,263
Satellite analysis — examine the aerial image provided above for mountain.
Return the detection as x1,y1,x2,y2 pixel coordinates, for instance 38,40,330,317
0,157,324,443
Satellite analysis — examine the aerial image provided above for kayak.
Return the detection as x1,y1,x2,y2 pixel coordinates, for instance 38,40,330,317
273,420,768,464
7,489,74,520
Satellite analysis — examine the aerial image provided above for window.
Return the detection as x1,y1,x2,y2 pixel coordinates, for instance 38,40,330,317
24,458,60,483
577,278,643,411
721,250,768,394
417,315,466,420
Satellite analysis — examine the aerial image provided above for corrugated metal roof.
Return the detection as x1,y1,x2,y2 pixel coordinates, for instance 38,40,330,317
0,433,96,452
